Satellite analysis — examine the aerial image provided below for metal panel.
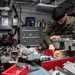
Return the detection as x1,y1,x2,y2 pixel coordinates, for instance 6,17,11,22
21,31,40,37
21,27,40,30
21,38,41,46
20,26,43,47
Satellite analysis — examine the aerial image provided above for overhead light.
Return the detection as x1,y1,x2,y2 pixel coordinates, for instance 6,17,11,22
38,3,58,7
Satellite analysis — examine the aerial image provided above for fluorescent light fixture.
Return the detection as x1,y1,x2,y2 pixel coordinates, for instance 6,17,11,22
38,3,58,7
0,7,10,10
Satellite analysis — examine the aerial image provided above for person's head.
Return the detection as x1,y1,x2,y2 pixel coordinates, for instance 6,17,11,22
52,7,67,25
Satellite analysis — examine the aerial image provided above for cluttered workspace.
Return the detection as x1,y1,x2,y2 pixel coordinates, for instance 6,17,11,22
0,0,75,75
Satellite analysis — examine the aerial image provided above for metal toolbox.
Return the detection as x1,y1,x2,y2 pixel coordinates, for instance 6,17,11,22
20,26,44,47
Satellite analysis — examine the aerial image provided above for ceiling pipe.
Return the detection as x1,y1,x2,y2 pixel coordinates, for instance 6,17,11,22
37,3,58,7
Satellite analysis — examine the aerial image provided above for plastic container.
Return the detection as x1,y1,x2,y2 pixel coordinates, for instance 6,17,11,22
2,64,28,75
41,56,75,71
46,49,54,56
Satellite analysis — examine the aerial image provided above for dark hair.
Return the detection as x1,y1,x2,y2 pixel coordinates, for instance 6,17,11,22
52,7,66,21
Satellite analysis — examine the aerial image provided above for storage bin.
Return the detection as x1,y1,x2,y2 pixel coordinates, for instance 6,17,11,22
2,64,28,75
41,56,75,71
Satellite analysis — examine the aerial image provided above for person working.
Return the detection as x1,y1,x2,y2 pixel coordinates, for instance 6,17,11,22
41,6,75,51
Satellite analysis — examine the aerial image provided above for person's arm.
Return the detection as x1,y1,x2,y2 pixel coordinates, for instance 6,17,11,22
42,21,55,47
60,34,75,38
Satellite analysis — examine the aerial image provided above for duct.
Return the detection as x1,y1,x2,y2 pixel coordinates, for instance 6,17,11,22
36,1,74,13
36,3,58,13
36,0,65,13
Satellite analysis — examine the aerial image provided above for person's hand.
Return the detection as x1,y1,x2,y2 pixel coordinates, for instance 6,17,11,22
38,46,42,50
50,35,60,40
49,44,55,52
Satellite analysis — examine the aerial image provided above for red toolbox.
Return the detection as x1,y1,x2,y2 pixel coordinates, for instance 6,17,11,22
46,49,54,56
41,56,75,71
2,64,28,75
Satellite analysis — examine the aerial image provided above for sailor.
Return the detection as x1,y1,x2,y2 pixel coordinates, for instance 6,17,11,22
41,7,75,51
